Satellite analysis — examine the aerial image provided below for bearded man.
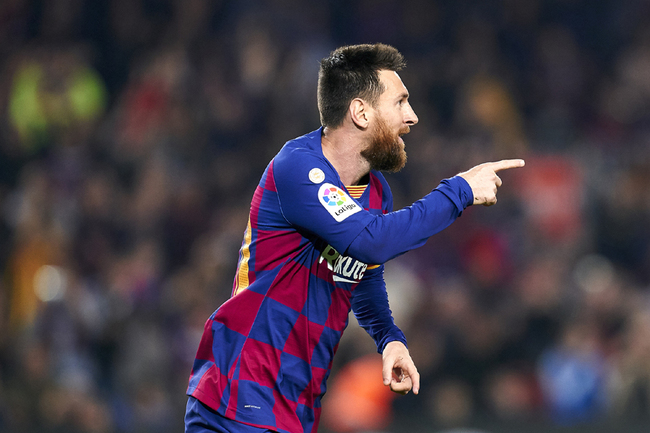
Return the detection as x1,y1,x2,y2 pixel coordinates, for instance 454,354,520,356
185,43,524,433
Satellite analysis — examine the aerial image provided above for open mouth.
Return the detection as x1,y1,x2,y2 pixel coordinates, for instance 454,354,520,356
398,128,409,146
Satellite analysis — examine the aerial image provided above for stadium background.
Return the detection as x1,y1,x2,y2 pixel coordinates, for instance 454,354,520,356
1,0,650,432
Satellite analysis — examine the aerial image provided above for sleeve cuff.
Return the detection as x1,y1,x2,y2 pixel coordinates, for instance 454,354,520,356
435,176,474,211
378,329,408,354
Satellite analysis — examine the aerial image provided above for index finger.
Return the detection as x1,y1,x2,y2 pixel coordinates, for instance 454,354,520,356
487,159,525,172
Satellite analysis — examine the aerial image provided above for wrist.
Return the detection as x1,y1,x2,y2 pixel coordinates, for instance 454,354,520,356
383,340,408,354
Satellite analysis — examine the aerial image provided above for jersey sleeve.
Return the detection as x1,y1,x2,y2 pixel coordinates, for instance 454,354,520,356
273,146,474,264
351,264,407,353
347,176,473,264
273,147,376,254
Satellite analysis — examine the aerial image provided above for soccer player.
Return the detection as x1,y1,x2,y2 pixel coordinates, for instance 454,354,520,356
185,43,524,433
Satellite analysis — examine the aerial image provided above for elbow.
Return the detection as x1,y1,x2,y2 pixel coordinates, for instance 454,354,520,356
346,240,394,264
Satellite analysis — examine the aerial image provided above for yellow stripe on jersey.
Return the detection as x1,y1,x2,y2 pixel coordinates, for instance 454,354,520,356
346,185,367,199
367,264,380,270
234,218,252,296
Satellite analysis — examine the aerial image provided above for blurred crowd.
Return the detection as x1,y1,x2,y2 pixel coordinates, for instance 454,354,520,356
1,1,650,432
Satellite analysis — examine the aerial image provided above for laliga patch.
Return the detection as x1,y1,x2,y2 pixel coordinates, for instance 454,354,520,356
309,168,325,184
318,183,362,222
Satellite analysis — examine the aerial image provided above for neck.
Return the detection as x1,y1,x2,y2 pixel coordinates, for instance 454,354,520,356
321,126,370,185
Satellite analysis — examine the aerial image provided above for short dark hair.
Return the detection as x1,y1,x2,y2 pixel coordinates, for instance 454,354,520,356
317,43,406,128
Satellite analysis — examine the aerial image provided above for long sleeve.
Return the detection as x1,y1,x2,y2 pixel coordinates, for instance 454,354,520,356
346,176,473,264
351,264,406,353
272,134,474,263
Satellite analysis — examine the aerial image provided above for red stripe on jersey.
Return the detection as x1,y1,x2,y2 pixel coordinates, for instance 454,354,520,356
250,186,264,229
284,314,325,363
254,230,303,272
273,389,301,432
214,289,265,336
369,173,383,211
225,378,239,419
239,339,282,388
265,260,311,313
195,320,216,362
264,160,277,192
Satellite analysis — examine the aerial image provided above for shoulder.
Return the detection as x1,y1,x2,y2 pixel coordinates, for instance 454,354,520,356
273,128,337,184
275,128,322,163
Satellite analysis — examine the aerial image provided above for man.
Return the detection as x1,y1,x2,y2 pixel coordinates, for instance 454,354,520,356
185,43,524,433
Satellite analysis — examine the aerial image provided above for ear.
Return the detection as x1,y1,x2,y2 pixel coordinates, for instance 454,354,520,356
349,98,371,129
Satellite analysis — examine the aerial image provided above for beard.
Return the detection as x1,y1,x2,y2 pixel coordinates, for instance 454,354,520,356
360,115,408,173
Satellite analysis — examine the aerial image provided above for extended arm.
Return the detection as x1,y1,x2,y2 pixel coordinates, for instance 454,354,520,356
274,146,523,264
346,176,472,264
346,159,526,264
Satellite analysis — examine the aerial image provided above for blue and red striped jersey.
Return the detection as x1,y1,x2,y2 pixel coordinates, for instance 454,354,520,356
187,128,473,433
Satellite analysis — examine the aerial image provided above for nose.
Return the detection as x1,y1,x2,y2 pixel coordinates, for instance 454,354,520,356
405,103,418,126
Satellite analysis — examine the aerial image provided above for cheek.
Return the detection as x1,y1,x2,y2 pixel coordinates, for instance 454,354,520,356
385,113,402,130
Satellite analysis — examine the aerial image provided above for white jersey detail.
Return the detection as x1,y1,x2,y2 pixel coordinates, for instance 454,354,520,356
319,244,369,284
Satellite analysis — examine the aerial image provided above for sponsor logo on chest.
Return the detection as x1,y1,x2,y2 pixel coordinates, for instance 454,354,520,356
319,244,368,284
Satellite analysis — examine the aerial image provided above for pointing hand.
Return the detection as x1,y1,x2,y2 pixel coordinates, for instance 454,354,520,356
458,159,525,206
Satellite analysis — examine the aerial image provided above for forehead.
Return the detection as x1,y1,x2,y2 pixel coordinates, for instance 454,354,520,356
378,70,408,97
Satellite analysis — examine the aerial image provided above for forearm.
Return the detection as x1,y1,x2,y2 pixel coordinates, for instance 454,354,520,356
356,307,407,354
352,266,407,353
347,176,473,264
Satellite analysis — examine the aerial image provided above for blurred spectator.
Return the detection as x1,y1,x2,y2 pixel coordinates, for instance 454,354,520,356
537,317,608,424
322,354,397,433
8,45,107,154
608,307,650,422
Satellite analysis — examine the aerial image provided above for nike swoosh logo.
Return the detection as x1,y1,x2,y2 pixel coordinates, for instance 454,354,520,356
333,276,357,283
